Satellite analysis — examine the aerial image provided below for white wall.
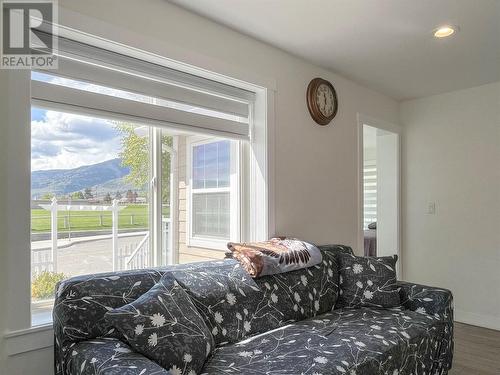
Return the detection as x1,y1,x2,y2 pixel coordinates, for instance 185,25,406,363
55,0,400,247
401,81,500,330
0,0,399,373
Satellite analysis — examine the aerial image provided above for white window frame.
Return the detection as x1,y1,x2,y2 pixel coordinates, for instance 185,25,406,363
2,20,274,354
186,136,240,250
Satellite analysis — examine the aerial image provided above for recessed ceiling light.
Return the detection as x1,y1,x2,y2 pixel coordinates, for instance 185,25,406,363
433,25,457,38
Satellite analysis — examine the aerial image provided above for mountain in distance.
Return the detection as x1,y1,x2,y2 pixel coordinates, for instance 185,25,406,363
31,158,138,198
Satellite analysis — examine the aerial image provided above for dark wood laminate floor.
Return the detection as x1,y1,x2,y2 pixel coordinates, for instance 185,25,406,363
450,322,500,375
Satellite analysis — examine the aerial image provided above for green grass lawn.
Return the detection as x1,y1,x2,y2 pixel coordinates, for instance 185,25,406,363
31,204,159,232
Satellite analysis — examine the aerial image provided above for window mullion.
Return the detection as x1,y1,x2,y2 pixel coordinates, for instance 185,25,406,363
192,187,230,194
150,128,163,267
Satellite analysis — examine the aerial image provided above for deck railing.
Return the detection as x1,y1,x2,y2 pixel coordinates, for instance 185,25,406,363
125,233,150,270
31,216,172,277
124,218,171,270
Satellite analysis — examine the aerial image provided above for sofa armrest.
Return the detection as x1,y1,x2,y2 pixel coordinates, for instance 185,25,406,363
63,338,170,375
397,281,454,373
397,281,453,321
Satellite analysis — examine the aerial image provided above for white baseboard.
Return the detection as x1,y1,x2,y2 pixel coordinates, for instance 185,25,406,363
454,309,500,331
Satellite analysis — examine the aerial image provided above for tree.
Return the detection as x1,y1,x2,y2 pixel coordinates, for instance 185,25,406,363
41,192,54,200
84,188,93,199
71,191,85,199
126,189,135,203
115,123,173,204
103,193,112,203
114,191,122,200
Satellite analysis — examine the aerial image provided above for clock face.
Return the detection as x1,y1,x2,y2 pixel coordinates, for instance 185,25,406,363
306,78,338,125
315,83,335,118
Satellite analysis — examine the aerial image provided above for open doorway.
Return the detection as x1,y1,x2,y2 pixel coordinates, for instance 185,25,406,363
360,119,400,266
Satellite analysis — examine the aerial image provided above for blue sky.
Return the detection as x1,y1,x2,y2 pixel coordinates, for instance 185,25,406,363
31,107,46,122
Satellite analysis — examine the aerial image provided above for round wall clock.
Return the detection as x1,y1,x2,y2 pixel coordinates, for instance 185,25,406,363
306,78,338,125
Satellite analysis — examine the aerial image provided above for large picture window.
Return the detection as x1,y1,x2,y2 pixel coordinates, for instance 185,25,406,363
28,35,260,326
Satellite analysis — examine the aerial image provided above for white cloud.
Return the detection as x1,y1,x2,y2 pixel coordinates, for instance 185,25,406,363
31,110,122,171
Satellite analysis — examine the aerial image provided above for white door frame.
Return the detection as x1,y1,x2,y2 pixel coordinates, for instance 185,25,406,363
356,113,403,277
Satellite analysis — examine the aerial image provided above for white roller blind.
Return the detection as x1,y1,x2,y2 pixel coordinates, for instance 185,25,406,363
33,34,254,140
363,160,377,229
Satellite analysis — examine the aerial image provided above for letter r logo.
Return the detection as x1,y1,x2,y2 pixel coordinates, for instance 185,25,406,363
2,1,53,55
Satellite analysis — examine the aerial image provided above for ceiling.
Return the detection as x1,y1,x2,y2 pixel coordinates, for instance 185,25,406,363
168,0,500,100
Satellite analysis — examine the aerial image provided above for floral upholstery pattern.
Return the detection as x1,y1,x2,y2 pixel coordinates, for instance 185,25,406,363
54,269,165,375
54,245,453,375
171,262,281,346
252,245,349,322
172,245,350,347
398,281,454,370
54,260,240,375
66,338,169,375
203,306,452,374
105,274,214,374
337,254,400,308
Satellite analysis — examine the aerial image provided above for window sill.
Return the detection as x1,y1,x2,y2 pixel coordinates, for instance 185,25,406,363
3,323,54,356
188,238,229,251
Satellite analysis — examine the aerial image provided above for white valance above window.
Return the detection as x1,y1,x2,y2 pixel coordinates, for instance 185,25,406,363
32,35,255,140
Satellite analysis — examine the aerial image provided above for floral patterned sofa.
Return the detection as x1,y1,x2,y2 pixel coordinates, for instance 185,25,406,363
54,245,453,375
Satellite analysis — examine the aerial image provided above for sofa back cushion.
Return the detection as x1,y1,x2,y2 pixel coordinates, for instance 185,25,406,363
105,273,214,374
53,261,225,374
54,269,164,345
172,245,353,347
53,269,166,375
253,244,351,322
171,260,282,346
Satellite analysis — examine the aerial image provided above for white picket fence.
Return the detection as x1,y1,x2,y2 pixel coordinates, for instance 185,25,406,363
38,198,127,273
31,198,172,277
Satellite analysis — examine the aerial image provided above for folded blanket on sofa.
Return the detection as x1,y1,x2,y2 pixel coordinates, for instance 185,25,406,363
227,237,322,277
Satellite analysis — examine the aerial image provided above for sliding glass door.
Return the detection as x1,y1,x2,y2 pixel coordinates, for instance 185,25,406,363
30,109,156,325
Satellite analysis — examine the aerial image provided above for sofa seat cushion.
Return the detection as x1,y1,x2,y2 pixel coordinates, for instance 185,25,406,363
65,338,169,375
202,307,448,374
